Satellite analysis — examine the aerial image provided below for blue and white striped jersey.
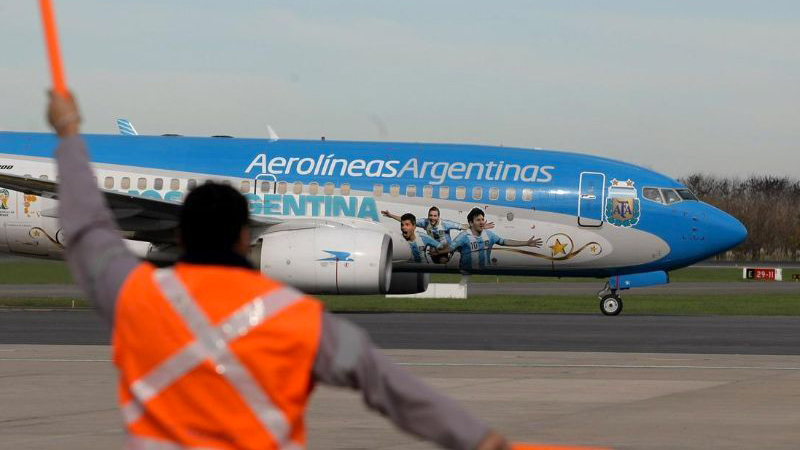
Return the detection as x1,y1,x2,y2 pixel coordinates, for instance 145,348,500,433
416,218,462,244
406,233,445,263
451,230,505,270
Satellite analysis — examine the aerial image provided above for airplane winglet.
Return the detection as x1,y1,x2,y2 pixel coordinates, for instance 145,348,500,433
117,119,138,136
267,125,279,142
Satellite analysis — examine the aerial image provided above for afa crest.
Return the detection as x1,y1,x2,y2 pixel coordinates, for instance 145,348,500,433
605,179,640,227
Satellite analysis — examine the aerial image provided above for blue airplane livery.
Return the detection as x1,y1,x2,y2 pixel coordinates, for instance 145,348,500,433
0,130,747,314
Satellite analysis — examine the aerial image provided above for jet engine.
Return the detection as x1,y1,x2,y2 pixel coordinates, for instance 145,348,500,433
252,226,392,295
386,272,430,294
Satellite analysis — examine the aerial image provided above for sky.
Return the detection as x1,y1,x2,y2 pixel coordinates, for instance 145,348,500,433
1,1,798,178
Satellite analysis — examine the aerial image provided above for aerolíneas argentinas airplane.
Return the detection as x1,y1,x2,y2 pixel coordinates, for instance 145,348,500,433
0,131,746,314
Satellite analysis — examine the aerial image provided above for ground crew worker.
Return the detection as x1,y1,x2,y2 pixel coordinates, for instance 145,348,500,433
47,91,510,450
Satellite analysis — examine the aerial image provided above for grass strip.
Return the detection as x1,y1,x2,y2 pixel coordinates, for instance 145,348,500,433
1,293,797,315
0,297,89,308
0,261,797,284
319,293,800,315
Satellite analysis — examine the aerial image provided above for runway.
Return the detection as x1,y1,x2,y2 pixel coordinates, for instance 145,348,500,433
2,345,800,449
2,309,800,355
1,280,798,298
3,282,799,448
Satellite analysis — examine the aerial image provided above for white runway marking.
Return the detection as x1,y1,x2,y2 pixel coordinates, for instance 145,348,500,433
397,362,800,371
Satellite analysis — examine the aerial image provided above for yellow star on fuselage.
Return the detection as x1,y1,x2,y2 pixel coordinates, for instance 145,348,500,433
550,238,567,256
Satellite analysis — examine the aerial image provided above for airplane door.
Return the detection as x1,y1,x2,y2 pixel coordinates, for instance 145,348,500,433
253,173,277,195
578,172,605,227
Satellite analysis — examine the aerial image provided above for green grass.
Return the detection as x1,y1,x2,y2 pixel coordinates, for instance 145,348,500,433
0,260,796,284
317,293,800,315
0,260,73,284
0,297,89,308
431,267,800,284
0,293,797,316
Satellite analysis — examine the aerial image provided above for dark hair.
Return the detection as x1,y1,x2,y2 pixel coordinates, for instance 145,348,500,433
428,206,440,215
467,207,484,224
179,183,250,252
400,212,416,225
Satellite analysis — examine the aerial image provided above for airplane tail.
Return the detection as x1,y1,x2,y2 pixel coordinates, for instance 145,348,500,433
116,119,138,136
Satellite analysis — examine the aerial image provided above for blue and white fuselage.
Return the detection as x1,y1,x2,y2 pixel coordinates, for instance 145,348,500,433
0,132,746,283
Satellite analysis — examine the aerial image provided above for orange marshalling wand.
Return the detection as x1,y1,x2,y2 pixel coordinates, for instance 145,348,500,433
38,0,67,96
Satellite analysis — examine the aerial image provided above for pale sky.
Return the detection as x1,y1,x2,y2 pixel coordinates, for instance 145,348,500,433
1,1,798,178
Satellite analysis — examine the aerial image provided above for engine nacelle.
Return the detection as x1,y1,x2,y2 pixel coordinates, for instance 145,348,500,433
254,226,392,294
386,272,430,295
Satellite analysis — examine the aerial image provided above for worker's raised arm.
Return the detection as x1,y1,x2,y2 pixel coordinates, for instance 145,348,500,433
312,312,507,450
48,92,139,323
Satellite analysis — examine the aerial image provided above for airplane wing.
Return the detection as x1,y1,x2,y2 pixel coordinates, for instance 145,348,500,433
0,173,299,244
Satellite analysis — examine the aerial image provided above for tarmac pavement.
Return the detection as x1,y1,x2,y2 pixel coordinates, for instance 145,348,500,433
2,345,799,449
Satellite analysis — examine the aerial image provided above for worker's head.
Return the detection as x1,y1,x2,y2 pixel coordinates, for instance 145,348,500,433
400,213,416,240
466,207,486,233
179,183,250,256
427,206,440,226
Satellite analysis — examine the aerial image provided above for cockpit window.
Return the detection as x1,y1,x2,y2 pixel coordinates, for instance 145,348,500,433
661,189,681,204
643,187,664,204
676,189,698,201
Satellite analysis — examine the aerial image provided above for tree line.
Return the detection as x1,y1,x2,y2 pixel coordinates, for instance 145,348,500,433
679,174,800,261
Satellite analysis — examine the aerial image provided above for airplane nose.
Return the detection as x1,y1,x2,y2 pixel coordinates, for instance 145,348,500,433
707,207,748,254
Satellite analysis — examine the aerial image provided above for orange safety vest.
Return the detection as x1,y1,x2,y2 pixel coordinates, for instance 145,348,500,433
113,262,322,449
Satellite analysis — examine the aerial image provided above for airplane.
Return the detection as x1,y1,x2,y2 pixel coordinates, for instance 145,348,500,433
0,130,747,315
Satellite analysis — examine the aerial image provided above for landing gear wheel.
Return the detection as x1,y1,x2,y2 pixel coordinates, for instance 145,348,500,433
600,294,623,316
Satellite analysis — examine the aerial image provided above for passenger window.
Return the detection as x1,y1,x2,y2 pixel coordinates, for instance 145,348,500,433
260,181,272,193
39,175,49,180
522,188,533,202
240,180,251,193
390,184,400,196
340,183,351,195
456,186,466,200
643,187,663,204
104,177,114,189
277,182,288,194
293,182,303,194
406,185,417,197
423,185,433,198
324,182,334,195
489,187,499,200
170,179,180,190
121,177,130,189
373,184,384,196
308,182,319,195
472,186,483,200
505,188,516,201
438,186,450,199
137,178,147,190
221,179,232,187
187,179,197,190
661,189,681,204
154,178,164,190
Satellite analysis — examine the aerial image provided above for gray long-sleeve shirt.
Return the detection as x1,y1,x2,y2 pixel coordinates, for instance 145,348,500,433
54,134,489,450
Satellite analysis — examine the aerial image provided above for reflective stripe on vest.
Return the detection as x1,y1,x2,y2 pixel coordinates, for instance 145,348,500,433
122,267,305,449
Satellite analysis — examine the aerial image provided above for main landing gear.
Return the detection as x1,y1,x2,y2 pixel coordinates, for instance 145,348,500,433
597,283,622,316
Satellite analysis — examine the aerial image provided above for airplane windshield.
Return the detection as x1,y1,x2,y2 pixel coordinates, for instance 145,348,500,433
676,189,698,201
642,187,664,204
661,189,682,204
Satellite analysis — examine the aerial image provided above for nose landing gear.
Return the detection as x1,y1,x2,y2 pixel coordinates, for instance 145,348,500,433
597,282,623,316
